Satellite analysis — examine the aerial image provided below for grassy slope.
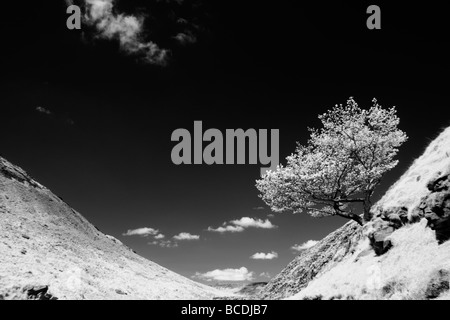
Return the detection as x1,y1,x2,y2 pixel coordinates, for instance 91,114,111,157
289,219,450,300
0,157,224,300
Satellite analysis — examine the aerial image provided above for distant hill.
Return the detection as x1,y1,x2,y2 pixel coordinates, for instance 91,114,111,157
211,282,268,300
237,282,268,296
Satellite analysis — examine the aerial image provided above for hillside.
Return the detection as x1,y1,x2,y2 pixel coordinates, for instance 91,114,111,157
0,156,224,300
258,221,362,299
259,127,450,300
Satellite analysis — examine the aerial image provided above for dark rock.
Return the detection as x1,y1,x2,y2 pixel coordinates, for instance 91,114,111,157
367,218,394,255
371,239,393,256
427,174,450,192
373,174,450,246
115,289,127,295
24,285,58,300
418,174,450,243
434,218,450,244
302,295,323,300
386,214,403,228
425,270,450,299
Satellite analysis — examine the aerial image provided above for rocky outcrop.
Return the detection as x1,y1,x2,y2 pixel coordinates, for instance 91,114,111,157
366,126,450,255
419,174,450,243
258,221,362,300
367,173,450,255
0,157,45,189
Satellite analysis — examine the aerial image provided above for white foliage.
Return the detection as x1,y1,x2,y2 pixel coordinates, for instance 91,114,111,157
256,97,408,222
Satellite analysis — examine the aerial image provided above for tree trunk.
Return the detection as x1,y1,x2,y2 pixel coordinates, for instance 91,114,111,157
346,212,363,226
333,203,363,226
362,190,373,223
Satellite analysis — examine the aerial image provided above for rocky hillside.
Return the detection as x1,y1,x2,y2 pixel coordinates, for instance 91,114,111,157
260,127,450,300
0,157,224,300
237,282,268,297
258,221,362,299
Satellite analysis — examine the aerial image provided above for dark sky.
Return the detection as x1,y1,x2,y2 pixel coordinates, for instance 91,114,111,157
1,1,449,283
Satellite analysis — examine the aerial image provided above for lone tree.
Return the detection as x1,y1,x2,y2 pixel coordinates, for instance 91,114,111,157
256,97,408,225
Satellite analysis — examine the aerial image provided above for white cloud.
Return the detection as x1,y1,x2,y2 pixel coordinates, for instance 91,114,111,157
83,0,168,64
259,272,271,278
149,240,178,248
207,225,245,233
231,217,275,229
173,32,196,45
291,240,319,252
173,232,200,241
154,233,165,239
35,106,52,115
207,217,276,233
194,267,254,282
250,251,278,260
122,227,159,237
252,206,265,210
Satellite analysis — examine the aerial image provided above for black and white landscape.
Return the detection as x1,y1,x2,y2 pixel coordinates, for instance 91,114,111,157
1,1,449,301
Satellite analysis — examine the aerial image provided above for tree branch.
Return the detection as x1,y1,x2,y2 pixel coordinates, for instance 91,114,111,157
333,202,363,225
336,198,365,203
334,209,363,225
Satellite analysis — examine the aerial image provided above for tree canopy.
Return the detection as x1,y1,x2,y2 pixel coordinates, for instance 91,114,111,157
256,97,408,225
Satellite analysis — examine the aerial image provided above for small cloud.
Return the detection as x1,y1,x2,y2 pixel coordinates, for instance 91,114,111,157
149,240,178,248
173,31,197,45
250,251,278,260
35,106,52,115
194,267,254,282
207,225,245,233
291,240,318,252
259,272,271,279
154,233,165,239
122,227,159,237
208,217,276,233
252,206,265,210
176,18,188,25
173,232,200,241
231,217,276,229
267,213,275,218
35,106,75,125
